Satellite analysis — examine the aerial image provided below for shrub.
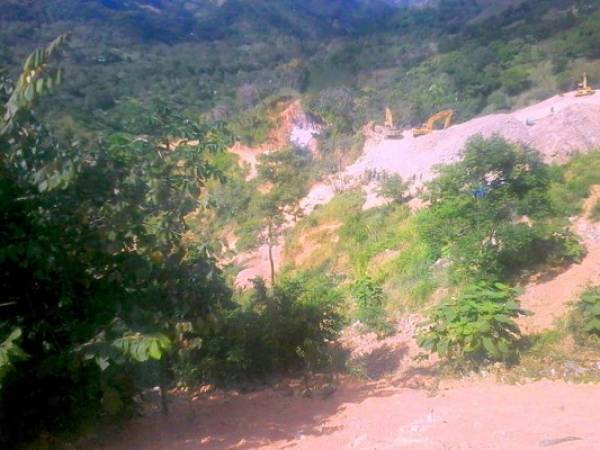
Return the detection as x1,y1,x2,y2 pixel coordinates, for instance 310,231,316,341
417,282,529,368
378,173,410,204
420,136,581,282
350,277,393,336
192,271,343,381
501,67,531,95
569,287,600,342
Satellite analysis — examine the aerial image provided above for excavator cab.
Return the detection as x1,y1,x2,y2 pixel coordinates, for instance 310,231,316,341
575,72,595,97
413,109,455,137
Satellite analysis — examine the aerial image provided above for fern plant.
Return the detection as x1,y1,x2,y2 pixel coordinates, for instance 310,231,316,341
417,282,529,367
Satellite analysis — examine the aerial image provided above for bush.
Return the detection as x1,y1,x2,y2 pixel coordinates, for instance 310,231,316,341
350,277,393,336
417,282,529,368
501,67,531,95
378,173,410,204
420,136,581,282
569,287,600,343
192,271,343,381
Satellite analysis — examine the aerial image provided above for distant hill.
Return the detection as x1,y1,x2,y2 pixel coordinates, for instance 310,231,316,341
1,0,598,139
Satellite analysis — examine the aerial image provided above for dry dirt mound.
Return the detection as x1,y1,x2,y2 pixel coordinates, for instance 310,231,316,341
529,104,600,163
347,91,600,189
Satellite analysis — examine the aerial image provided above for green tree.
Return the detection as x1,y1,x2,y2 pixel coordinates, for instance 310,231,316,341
419,136,581,281
253,148,311,284
0,36,232,445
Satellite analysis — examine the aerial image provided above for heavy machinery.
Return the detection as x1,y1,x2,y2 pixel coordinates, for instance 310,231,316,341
413,109,454,137
575,72,595,97
384,107,394,129
372,107,404,139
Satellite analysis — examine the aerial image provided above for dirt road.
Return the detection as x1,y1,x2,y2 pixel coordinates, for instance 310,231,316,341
85,375,600,450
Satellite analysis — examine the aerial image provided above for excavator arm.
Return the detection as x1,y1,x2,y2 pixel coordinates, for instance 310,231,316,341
576,72,595,97
413,109,454,137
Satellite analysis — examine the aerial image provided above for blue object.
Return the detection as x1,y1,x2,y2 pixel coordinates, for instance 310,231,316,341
473,186,487,199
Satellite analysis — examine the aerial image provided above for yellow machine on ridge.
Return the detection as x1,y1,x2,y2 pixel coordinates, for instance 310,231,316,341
413,109,455,137
576,72,595,97
372,107,404,139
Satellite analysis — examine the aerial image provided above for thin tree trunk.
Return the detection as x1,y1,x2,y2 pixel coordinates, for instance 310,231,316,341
159,357,169,415
268,246,275,287
267,221,275,286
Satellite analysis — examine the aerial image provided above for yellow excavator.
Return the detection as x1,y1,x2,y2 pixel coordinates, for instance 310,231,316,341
575,72,595,97
384,107,394,129
413,109,454,137
373,107,403,139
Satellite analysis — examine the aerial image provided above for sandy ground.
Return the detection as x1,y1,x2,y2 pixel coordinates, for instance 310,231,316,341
81,379,600,450
233,90,600,287
519,185,600,333
82,317,600,450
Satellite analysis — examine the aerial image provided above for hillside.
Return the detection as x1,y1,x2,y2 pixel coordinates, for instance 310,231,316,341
232,90,600,287
5,1,600,449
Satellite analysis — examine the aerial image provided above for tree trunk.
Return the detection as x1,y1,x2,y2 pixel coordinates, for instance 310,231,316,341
159,357,169,415
268,222,275,286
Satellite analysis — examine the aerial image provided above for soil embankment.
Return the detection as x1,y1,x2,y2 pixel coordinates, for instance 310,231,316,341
234,91,600,288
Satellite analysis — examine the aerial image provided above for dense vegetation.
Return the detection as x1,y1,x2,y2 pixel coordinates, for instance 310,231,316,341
0,38,342,447
2,0,599,150
3,0,600,446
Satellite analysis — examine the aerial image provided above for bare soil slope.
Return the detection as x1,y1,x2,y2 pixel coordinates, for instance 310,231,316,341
519,185,600,333
84,317,600,450
87,381,600,449
234,91,600,287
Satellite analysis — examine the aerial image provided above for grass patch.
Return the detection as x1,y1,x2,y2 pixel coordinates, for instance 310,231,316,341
589,200,600,222
548,151,600,216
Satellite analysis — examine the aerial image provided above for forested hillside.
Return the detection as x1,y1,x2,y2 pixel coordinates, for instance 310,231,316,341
3,1,600,448
2,0,599,137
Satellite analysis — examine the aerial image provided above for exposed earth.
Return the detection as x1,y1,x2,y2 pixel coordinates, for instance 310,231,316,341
233,91,600,288
82,314,600,450
80,92,600,450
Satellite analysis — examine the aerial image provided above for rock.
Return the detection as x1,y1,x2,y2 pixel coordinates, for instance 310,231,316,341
540,436,582,447
198,383,216,394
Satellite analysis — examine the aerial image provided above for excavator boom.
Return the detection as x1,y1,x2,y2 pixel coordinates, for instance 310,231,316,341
413,109,454,137
576,72,595,97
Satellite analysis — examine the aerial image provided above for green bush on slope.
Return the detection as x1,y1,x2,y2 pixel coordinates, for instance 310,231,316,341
417,282,529,368
419,136,583,282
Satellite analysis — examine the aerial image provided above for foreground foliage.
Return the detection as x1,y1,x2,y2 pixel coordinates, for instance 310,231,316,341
0,37,234,445
417,282,529,368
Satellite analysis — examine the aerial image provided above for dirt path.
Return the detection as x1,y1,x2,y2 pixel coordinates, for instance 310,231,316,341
84,373,600,450
519,186,600,333
80,297,600,450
